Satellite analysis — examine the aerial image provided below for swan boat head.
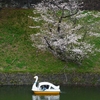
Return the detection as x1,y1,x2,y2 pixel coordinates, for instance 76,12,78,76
34,76,38,82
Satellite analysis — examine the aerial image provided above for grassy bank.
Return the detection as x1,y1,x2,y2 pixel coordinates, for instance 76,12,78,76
0,8,100,73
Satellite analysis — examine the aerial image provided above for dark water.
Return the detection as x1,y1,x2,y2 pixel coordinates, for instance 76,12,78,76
0,85,100,100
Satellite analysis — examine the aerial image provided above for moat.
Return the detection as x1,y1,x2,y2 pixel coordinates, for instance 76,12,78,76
0,85,100,100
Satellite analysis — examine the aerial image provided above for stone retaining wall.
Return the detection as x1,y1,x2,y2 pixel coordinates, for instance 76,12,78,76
0,73,100,86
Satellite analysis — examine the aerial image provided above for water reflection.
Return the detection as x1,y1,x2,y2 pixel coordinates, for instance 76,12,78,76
32,95,60,100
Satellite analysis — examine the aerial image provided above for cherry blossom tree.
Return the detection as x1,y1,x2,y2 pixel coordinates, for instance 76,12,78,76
29,0,100,65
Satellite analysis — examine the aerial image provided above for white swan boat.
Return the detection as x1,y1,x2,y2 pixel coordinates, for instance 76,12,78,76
32,76,60,95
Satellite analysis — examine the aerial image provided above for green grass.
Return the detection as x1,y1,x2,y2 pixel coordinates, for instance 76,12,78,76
0,8,100,74
0,8,65,73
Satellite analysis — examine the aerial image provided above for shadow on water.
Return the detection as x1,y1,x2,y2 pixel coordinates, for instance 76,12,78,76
0,85,100,100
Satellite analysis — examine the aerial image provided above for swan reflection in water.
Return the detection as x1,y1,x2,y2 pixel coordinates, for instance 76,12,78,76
32,95,60,100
